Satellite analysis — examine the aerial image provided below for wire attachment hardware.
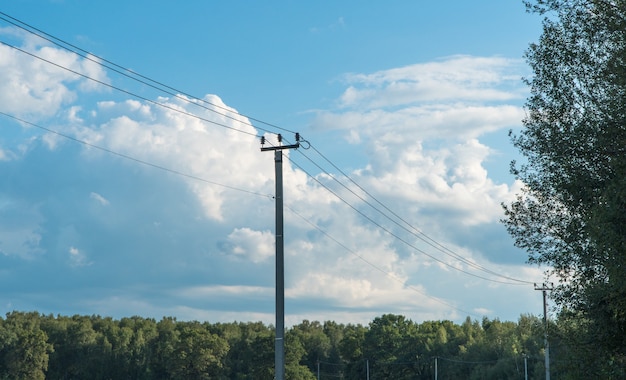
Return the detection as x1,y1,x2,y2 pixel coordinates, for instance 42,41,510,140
260,133,300,151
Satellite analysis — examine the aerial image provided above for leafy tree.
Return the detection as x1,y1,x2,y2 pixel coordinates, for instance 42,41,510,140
284,331,316,380
363,314,419,380
338,323,367,379
503,0,626,373
321,321,345,378
0,312,53,380
149,317,180,378
0,311,576,379
289,320,331,373
169,321,229,379
42,314,110,379
213,321,274,380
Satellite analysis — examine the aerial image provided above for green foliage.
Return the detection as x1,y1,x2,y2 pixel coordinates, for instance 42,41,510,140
0,312,52,380
169,322,228,379
504,0,626,374
0,311,601,379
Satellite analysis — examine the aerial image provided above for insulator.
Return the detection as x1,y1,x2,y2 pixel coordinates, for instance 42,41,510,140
295,133,300,142
261,136,265,145
277,134,282,143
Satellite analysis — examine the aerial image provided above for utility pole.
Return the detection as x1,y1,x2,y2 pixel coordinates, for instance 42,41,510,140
535,283,553,380
261,133,300,380
317,359,320,380
523,353,528,380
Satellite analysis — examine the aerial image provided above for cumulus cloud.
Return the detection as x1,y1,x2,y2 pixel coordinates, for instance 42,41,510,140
306,55,528,238
0,29,109,120
0,43,540,324
226,227,274,263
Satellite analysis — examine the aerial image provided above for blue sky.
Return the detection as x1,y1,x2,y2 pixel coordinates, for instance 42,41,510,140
0,1,549,325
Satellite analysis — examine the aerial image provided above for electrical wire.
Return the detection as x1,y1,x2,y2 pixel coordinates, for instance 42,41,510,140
0,33,531,286
274,134,535,285
285,204,480,319
0,111,273,199
284,156,527,286
296,143,534,285
0,14,532,285
0,11,536,292
0,11,298,136
0,40,264,139
1,106,478,318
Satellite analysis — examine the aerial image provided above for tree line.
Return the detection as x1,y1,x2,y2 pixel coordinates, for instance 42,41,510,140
0,311,611,379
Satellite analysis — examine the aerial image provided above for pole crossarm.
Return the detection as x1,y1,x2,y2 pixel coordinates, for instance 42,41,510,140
261,143,300,151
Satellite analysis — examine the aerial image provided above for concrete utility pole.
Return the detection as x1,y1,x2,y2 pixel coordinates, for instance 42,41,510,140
535,283,553,380
523,353,528,380
261,133,299,380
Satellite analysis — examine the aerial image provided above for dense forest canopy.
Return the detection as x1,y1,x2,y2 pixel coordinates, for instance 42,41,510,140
0,311,593,380
503,0,626,377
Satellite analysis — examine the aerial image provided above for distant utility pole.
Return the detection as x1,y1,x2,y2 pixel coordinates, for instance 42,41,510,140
261,133,300,380
523,353,528,380
535,283,553,380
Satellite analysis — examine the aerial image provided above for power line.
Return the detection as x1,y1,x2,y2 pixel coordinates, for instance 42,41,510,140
0,11,536,291
295,144,533,285
0,11,297,136
1,106,477,318
0,39,263,139
1,105,481,318
0,12,533,286
285,204,479,319
1,33,532,286
284,156,527,286
305,143,533,285
0,111,272,199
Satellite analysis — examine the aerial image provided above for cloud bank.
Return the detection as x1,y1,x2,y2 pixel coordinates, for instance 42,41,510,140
0,34,540,325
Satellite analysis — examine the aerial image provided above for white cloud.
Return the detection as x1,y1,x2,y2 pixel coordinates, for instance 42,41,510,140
73,94,273,221
226,227,274,263
338,55,525,109
0,43,542,325
307,55,528,233
0,30,110,120
0,148,13,161
69,246,92,267
89,192,109,206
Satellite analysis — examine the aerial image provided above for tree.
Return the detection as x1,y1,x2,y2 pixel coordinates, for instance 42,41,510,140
0,312,53,380
503,0,626,373
289,320,331,374
338,323,367,379
148,316,181,379
363,314,419,379
42,314,110,379
284,331,316,380
166,321,228,379
214,321,274,380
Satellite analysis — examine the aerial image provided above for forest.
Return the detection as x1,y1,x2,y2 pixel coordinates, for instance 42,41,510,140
0,311,610,379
